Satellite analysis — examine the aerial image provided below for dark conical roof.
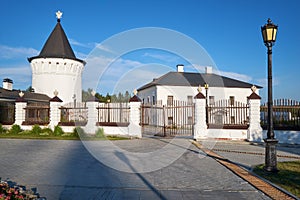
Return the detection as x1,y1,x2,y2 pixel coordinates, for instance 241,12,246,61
28,19,84,64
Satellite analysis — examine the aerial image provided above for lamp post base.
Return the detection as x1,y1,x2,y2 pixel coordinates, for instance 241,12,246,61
264,138,279,173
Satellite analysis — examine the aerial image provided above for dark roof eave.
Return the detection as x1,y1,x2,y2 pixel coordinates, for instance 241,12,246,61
138,72,263,91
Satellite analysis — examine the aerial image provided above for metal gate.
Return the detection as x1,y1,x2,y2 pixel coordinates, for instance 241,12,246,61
141,101,194,137
207,99,249,129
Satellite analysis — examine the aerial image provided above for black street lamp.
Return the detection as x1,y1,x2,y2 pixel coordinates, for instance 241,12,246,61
204,83,209,124
261,18,278,172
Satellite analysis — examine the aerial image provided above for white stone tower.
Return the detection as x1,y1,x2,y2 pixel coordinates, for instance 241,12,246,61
28,11,85,103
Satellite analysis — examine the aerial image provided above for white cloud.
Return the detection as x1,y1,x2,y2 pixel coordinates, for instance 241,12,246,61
256,77,279,87
69,39,90,48
185,64,207,73
74,51,89,60
0,65,31,89
142,52,181,63
220,71,253,83
183,64,253,84
69,38,100,49
95,44,117,54
0,45,39,59
82,54,171,94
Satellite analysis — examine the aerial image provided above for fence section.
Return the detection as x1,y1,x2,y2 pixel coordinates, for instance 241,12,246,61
0,102,15,125
22,103,50,125
261,99,300,130
96,102,130,126
208,100,249,129
141,101,194,136
59,102,88,126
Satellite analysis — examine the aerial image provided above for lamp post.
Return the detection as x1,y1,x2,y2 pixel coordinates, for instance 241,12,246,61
107,99,111,123
204,83,209,124
261,18,278,172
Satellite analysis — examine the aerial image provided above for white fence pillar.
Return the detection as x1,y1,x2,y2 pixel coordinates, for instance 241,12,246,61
193,92,207,140
49,95,63,129
129,95,142,138
84,95,100,134
247,91,263,142
15,95,27,126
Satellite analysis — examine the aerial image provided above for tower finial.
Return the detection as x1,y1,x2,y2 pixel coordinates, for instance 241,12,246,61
56,11,63,22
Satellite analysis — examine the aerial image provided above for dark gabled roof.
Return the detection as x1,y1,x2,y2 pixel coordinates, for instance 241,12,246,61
129,95,142,102
0,88,50,102
138,72,262,91
28,20,84,64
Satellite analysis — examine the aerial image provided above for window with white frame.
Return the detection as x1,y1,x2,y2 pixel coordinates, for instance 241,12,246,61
187,96,193,105
230,96,235,106
167,96,173,106
209,96,215,105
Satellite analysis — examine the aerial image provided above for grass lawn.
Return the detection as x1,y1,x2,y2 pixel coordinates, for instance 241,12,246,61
0,132,79,140
253,160,300,198
0,124,131,141
0,133,130,140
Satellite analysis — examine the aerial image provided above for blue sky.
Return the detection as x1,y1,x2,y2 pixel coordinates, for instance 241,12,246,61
0,0,299,101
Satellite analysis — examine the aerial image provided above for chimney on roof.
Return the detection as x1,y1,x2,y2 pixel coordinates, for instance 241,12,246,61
3,78,13,90
205,66,213,74
177,64,184,72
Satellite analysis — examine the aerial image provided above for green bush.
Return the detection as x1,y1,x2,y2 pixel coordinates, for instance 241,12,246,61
54,125,64,136
73,127,85,137
31,125,42,135
9,124,22,134
41,127,53,136
0,124,7,134
95,128,105,138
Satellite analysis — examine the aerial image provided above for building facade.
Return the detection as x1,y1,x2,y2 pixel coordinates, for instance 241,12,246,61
138,65,262,105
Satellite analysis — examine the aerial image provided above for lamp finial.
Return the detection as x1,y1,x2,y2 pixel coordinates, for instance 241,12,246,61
197,85,202,93
56,11,63,22
91,90,96,97
19,91,24,98
251,85,257,93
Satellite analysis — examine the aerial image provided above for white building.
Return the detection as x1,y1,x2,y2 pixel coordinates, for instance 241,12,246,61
28,11,85,103
137,65,262,105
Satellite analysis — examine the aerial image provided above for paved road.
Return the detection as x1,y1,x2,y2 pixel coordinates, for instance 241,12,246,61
0,138,278,200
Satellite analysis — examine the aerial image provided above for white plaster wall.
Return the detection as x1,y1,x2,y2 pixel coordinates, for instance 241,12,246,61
157,85,197,105
207,129,248,140
138,86,156,104
262,130,300,144
101,126,130,136
30,58,84,103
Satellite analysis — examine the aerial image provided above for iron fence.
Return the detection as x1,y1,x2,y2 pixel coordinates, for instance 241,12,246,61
23,103,50,125
141,100,194,136
207,100,249,129
0,102,15,125
261,99,300,130
59,102,88,126
97,102,130,126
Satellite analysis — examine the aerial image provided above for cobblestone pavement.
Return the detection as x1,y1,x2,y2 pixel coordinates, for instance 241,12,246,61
207,140,300,170
0,138,275,200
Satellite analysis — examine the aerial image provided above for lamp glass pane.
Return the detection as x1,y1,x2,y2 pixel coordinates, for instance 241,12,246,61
262,29,267,42
272,28,277,41
266,28,274,41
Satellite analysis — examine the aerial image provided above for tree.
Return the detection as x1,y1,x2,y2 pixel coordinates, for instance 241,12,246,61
82,89,132,103
26,86,35,92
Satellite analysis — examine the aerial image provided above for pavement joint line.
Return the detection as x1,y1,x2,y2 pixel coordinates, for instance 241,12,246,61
191,140,297,200
212,149,300,159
